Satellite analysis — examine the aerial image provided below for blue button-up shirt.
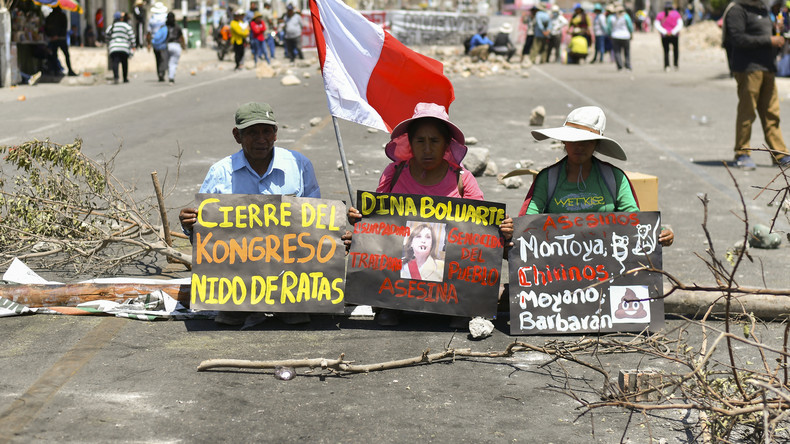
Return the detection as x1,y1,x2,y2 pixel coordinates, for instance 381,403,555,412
535,10,551,36
199,147,320,197
469,33,494,50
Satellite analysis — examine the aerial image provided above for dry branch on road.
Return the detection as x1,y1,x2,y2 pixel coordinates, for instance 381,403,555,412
0,139,191,275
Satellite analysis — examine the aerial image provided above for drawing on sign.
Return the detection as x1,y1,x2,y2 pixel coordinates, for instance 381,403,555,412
400,221,447,283
610,285,651,323
632,223,658,255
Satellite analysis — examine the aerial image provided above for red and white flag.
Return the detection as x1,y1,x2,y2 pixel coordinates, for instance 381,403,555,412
310,0,455,132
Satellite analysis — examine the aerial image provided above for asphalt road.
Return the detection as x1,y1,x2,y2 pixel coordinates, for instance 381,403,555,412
1,32,789,443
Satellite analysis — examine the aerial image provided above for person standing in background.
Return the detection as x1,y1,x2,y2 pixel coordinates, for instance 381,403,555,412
570,2,592,46
547,5,568,63
165,12,186,84
107,12,135,84
519,6,537,63
654,2,683,71
607,3,633,71
591,3,608,63
95,8,105,44
567,26,590,63
245,2,259,23
147,1,169,82
261,2,277,60
45,6,77,76
84,24,96,47
249,11,269,65
531,3,551,64
725,0,790,168
283,4,303,62
230,9,249,70
133,0,146,48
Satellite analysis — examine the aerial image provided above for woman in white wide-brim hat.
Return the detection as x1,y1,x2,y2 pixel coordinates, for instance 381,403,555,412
506,105,674,246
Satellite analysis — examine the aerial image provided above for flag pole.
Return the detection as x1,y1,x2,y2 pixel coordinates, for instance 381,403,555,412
331,116,355,207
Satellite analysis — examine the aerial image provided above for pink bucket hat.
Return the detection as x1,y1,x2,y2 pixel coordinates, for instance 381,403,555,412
384,103,468,167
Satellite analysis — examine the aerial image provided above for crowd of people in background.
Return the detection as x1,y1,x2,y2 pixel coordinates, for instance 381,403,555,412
500,0,790,78
23,0,790,92
512,1,655,69
469,0,790,170
51,0,302,67
215,1,304,67
28,0,714,78
13,0,308,87
460,1,687,72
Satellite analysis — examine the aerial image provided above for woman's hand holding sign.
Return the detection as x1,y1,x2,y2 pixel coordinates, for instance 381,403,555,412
499,215,514,244
342,206,362,253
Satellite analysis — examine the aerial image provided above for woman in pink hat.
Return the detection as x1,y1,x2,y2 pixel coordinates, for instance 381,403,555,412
374,102,483,200
344,103,506,326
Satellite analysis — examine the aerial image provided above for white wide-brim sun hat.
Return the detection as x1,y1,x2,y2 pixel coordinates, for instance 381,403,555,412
150,1,168,14
531,106,627,161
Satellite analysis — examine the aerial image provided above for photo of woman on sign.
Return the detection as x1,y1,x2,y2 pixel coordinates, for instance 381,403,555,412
400,222,446,282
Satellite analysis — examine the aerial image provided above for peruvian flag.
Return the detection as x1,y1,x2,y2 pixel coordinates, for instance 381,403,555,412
309,0,455,132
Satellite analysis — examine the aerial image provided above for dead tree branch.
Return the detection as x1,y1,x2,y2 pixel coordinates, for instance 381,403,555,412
0,139,192,276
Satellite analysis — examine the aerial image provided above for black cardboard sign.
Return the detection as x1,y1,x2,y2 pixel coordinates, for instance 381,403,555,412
345,191,507,317
190,194,347,313
508,212,665,335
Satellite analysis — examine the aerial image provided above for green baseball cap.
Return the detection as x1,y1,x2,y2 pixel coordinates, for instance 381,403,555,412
235,102,277,129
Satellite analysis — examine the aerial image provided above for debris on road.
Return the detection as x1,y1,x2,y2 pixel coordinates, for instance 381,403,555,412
502,176,523,189
462,147,490,176
280,74,301,86
748,223,782,249
469,316,494,339
529,106,546,126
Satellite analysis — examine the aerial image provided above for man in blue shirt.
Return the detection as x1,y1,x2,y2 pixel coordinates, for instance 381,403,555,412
530,4,551,64
468,26,494,61
179,102,321,325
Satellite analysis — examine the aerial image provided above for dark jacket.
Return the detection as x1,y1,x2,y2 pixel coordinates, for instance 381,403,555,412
493,32,514,50
724,0,777,72
45,8,68,38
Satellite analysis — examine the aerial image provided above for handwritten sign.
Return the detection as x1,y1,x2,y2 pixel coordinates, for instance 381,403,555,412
345,191,506,318
508,212,665,335
190,194,346,313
